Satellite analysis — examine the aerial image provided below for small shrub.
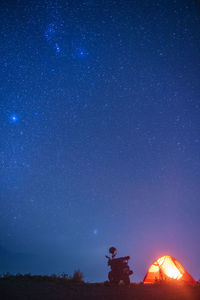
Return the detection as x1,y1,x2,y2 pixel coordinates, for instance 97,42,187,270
60,272,69,279
50,273,58,279
71,270,84,282
2,272,12,279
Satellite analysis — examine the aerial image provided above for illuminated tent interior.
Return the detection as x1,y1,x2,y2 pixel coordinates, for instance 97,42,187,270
143,256,196,284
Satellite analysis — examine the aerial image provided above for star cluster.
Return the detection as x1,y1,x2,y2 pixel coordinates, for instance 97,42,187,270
0,0,200,282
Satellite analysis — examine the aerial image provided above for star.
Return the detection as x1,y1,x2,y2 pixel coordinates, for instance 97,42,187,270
76,48,88,58
93,229,98,235
10,115,18,122
55,43,61,53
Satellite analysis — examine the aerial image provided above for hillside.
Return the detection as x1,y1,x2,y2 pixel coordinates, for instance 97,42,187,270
0,275,199,300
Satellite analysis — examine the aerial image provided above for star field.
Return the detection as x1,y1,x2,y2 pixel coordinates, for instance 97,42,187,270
0,0,200,282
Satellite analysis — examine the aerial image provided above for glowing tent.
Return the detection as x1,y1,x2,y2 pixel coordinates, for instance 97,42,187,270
143,256,196,284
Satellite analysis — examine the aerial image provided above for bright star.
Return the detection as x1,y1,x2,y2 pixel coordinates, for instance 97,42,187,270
10,115,18,122
55,43,60,53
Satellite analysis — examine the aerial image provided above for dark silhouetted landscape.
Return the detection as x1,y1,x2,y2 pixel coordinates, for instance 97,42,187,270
0,274,200,300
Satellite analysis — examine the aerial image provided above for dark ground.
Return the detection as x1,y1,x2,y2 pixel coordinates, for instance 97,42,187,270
0,276,200,300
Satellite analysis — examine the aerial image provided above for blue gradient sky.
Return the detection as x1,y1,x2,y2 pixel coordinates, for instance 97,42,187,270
0,0,200,282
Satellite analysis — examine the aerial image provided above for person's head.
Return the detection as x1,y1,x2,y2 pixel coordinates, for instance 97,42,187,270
109,246,117,258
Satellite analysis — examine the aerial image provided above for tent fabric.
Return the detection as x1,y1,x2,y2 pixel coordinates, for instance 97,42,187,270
143,256,196,284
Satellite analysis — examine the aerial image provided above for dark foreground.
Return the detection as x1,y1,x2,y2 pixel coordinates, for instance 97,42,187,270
0,276,200,300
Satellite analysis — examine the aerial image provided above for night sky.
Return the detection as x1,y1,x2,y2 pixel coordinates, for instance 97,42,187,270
1,0,200,282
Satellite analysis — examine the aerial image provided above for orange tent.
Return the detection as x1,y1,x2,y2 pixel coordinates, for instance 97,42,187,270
143,256,196,284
